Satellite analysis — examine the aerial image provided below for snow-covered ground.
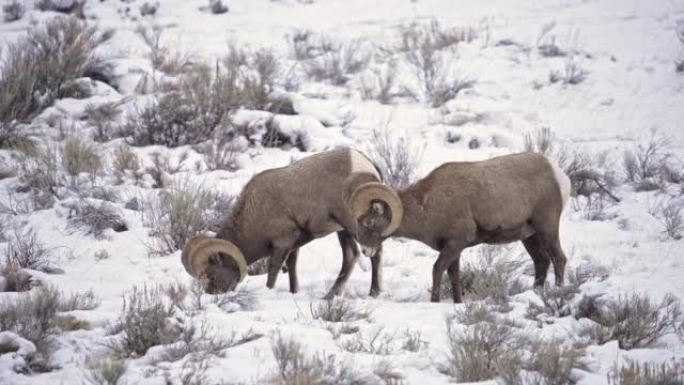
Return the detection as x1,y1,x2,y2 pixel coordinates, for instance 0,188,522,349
1,0,684,384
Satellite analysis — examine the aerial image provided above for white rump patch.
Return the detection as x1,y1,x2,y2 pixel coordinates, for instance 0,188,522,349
545,155,571,208
350,149,380,179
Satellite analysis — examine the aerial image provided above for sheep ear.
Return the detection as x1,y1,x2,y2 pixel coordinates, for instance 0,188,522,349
372,201,384,215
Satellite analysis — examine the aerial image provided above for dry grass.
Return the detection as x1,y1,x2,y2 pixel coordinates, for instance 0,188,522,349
86,356,126,385
623,130,677,191
295,35,371,86
61,136,102,180
85,101,124,142
659,202,683,240
59,289,100,311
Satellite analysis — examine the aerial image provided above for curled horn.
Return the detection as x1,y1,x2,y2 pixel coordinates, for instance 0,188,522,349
181,236,247,283
350,182,403,236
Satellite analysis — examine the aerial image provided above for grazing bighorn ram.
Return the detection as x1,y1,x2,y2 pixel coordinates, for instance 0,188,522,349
181,148,402,298
354,152,571,303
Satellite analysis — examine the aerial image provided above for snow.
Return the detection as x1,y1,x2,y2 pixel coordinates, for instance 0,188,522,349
1,0,684,384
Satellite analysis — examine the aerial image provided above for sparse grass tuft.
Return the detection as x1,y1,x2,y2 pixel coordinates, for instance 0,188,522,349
659,202,683,240
296,35,371,86
453,302,497,325
340,327,399,355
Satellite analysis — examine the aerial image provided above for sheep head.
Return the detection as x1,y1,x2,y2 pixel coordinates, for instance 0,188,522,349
350,182,403,249
180,236,247,294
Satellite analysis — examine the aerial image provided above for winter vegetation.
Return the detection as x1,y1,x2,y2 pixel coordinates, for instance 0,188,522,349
1,1,683,384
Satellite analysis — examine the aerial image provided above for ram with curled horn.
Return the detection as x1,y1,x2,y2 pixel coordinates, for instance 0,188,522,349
355,152,572,303
181,148,402,298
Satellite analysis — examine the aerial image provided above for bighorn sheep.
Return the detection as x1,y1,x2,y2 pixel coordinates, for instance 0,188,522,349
355,153,571,303
181,148,402,298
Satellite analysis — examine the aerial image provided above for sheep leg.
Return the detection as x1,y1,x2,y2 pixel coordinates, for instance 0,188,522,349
286,248,300,294
369,244,383,297
431,242,464,303
266,247,291,289
446,259,462,303
324,231,360,299
522,235,551,288
547,238,567,286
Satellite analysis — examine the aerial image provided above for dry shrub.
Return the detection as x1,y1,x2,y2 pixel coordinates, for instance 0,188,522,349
676,21,684,73
359,61,398,104
15,143,61,196
613,359,684,385
446,246,525,305
143,182,232,256
310,297,371,323
523,340,587,385
62,136,102,179
0,16,113,124
0,261,33,292
2,0,24,22
270,334,368,385
340,327,399,355
549,56,587,85
66,199,128,239
659,202,683,240
5,228,53,272
623,130,678,191
368,126,422,189
293,34,370,86
195,136,244,171
580,293,682,349
35,0,86,16
209,0,228,14
111,144,140,183
442,321,522,382
109,285,178,357
163,320,238,362
0,286,62,357
86,356,126,385
85,101,124,142
453,302,497,326
59,289,100,311
398,20,475,107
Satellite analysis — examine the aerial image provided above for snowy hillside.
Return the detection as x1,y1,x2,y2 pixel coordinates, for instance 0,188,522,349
1,0,683,384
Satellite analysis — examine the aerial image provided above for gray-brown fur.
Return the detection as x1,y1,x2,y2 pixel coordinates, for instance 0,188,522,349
360,152,570,303
215,148,383,298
